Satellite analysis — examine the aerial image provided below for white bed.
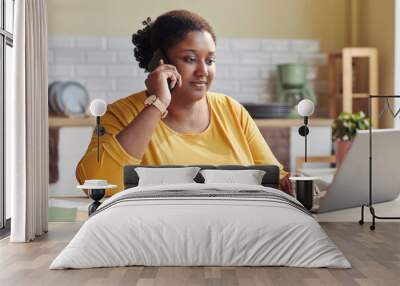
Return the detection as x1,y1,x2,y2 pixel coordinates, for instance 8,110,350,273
50,183,351,269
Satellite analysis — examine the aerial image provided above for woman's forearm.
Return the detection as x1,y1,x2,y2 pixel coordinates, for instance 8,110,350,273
115,105,163,159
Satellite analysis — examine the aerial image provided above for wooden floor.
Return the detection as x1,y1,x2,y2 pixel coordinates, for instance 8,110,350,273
0,222,399,286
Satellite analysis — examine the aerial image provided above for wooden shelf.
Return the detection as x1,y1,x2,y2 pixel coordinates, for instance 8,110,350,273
327,48,379,127
254,118,332,128
49,116,333,128
352,93,369,99
342,47,379,127
49,116,95,127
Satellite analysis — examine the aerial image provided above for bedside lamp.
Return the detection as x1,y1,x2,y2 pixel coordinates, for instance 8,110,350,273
297,99,315,162
289,99,317,211
89,99,107,163
79,99,116,215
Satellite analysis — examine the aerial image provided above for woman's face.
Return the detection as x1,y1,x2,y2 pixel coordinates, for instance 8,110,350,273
166,30,216,103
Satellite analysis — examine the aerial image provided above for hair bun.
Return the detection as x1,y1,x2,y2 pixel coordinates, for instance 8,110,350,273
132,16,154,72
132,10,216,73
142,17,152,27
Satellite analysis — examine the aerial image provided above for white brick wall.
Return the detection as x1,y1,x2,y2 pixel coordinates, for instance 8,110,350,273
48,64,74,78
86,51,117,64
48,36,327,104
76,36,107,49
240,53,271,65
270,53,299,65
75,65,107,77
231,39,261,51
230,66,260,79
48,37,75,49
261,39,290,51
117,51,135,64
290,39,319,53
54,49,85,64
211,80,240,95
85,79,116,92
107,38,132,50
216,53,240,65
107,65,138,77
48,50,54,64
215,39,230,52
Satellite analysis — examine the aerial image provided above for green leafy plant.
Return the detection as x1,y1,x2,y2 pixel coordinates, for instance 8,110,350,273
332,111,371,141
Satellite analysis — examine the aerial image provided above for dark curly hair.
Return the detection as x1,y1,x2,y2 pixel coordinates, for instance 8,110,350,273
132,10,216,72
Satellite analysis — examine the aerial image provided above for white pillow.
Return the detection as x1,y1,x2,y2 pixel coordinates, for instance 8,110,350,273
135,167,200,186
200,169,266,185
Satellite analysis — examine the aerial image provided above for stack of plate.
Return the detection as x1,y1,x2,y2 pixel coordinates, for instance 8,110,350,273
242,103,292,119
48,81,90,116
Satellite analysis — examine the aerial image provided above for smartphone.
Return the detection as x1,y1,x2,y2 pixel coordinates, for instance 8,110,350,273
147,49,176,91
147,49,169,72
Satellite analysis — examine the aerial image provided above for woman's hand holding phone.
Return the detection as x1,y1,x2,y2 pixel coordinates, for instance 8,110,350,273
145,59,182,107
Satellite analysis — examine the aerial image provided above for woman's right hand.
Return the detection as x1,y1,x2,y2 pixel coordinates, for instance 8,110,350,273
145,60,182,107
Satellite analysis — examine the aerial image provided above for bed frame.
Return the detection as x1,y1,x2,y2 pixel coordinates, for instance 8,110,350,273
123,165,280,189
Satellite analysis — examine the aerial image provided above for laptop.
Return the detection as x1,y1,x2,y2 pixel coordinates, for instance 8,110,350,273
302,129,400,213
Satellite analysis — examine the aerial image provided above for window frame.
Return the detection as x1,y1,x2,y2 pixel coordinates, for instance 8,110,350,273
0,0,13,235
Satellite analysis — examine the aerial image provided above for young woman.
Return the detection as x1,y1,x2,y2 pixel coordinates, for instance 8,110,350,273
76,10,293,196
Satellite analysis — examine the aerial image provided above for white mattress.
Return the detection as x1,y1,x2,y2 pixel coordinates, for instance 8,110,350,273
50,183,350,269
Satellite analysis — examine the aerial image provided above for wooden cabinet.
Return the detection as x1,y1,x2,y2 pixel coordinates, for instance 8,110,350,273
327,47,379,126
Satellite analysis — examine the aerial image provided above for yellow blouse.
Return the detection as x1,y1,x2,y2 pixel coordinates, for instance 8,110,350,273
76,91,287,196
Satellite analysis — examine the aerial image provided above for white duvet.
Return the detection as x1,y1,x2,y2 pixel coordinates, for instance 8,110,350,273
50,183,351,269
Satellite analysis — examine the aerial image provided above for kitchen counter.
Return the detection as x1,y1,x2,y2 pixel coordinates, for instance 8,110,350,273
48,116,333,128
254,118,332,128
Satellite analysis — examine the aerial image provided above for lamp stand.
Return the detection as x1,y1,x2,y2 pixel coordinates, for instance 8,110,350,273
298,116,310,162
359,95,400,230
95,116,106,163
88,188,105,216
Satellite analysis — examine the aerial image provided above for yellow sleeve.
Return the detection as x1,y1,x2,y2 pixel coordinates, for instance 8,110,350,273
76,96,142,196
239,104,288,180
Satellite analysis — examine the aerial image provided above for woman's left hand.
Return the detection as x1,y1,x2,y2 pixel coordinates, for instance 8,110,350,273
279,174,294,196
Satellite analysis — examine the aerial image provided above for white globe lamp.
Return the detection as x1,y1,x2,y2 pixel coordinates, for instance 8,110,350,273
297,99,315,162
89,99,107,162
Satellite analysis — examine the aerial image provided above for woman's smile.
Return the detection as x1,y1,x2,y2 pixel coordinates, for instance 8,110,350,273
190,80,208,89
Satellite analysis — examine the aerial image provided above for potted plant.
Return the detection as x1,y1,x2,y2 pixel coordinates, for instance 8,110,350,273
332,111,371,167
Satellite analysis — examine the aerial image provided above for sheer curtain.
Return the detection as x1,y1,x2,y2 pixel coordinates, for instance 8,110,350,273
9,0,49,242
